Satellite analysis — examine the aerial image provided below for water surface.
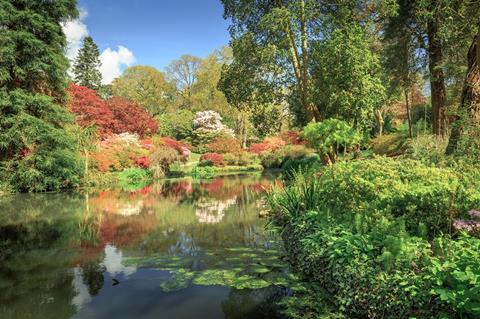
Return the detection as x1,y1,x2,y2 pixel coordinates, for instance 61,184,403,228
0,174,295,319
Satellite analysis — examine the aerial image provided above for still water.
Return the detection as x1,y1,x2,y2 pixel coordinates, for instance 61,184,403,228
0,174,296,319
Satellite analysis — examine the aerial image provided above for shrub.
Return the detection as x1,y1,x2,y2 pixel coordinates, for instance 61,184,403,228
191,111,234,151
272,157,478,237
260,144,313,170
149,146,184,178
207,136,242,154
249,137,286,154
156,137,191,158
118,167,152,189
67,83,116,136
282,154,322,176
280,130,303,145
200,153,224,167
191,166,216,179
261,151,284,169
404,134,448,165
157,109,195,140
303,119,362,165
135,156,150,169
269,158,480,318
428,235,480,316
92,133,149,172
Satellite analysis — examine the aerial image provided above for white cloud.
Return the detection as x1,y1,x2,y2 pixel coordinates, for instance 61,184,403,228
62,8,89,60
62,8,135,84
99,46,135,84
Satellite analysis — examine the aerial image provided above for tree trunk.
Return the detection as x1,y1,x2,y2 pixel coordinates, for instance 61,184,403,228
375,109,384,136
446,30,480,155
84,148,89,178
404,88,413,138
427,13,447,136
275,0,319,123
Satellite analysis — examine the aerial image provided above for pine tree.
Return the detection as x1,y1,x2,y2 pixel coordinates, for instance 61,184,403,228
73,36,103,90
0,0,82,192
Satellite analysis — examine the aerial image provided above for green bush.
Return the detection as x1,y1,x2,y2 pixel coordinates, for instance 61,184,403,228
118,167,152,190
157,110,194,140
224,152,258,166
303,119,362,165
404,134,448,165
191,166,216,179
260,144,314,170
269,157,480,318
282,154,322,176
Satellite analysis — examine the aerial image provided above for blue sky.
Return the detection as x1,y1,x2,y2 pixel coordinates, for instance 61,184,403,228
64,0,231,83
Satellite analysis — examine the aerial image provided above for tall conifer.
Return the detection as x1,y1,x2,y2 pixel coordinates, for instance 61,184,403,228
73,36,103,90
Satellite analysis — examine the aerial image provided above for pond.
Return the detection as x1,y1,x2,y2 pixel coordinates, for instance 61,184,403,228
0,173,299,319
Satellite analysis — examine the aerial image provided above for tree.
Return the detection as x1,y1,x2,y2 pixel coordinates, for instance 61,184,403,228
107,97,159,137
72,36,102,91
191,48,237,121
446,26,480,155
312,23,386,132
157,109,195,140
67,83,116,136
218,36,284,145
111,66,175,115
0,0,82,192
68,84,158,138
415,0,480,136
383,0,423,138
166,54,202,108
221,0,318,122
220,0,396,126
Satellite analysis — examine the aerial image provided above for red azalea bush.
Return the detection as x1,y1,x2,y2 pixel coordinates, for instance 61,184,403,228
91,133,150,172
280,131,303,145
249,136,286,154
135,156,150,169
68,84,158,138
207,136,242,154
200,153,224,167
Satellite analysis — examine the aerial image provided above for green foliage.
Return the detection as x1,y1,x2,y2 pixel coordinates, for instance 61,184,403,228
191,130,230,154
0,0,81,192
260,144,313,170
303,119,362,165
112,65,175,115
404,134,448,165
313,23,386,130
370,132,409,156
118,168,152,190
0,90,82,192
157,109,195,140
149,146,184,178
269,157,480,318
429,235,480,315
72,36,102,90
191,166,216,179
282,154,322,177
223,152,258,166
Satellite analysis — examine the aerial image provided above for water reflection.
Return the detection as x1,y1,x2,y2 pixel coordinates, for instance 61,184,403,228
0,174,289,319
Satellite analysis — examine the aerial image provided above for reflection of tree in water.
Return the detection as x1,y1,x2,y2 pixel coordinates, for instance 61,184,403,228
80,261,106,296
168,231,200,257
195,197,237,224
222,286,288,319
